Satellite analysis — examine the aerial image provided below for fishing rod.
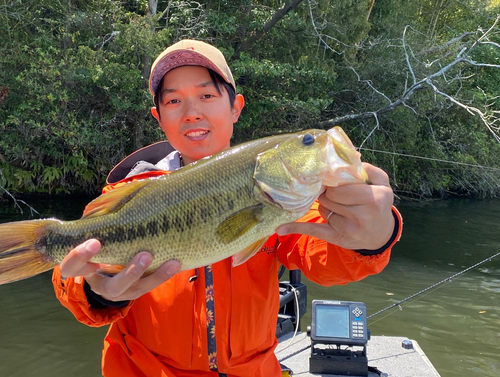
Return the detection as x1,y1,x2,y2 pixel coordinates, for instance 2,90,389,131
277,249,500,374
368,250,500,320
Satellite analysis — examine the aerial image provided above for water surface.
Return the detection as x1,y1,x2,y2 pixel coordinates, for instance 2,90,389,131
0,197,499,376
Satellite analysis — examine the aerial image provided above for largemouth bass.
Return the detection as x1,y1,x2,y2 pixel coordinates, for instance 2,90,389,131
0,127,368,285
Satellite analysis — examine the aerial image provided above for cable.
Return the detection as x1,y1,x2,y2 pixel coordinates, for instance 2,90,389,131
359,147,500,171
275,284,301,355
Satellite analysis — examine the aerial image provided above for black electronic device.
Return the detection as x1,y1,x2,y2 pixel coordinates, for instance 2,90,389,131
308,300,369,376
310,299,368,346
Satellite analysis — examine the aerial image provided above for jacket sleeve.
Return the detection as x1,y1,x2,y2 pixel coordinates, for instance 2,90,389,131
52,266,133,327
51,171,173,326
276,201,403,287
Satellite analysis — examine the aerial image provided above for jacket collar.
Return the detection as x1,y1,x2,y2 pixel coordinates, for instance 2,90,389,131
106,141,175,184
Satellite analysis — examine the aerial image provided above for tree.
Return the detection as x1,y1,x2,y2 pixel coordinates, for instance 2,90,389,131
1,0,500,198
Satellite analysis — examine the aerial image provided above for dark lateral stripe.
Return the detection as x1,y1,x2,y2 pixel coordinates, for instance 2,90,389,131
38,183,256,251
94,220,166,244
105,227,126,243
200,206,212,222
173,216,185,232
39,221,163,250
161,215,170,233
147,220,159,235
136,224,146,238
38,231,87,250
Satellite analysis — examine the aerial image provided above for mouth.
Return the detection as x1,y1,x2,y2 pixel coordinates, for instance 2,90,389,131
185,129,209,140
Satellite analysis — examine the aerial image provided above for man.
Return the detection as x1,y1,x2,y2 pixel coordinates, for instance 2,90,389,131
53,39,402,377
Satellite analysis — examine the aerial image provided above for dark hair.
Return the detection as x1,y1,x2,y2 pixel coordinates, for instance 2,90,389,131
153,69,236,120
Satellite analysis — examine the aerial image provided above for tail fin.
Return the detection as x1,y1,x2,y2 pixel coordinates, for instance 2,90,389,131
0,219,58,285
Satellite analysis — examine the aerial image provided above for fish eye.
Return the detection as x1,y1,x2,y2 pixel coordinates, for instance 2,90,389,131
302,134,315,146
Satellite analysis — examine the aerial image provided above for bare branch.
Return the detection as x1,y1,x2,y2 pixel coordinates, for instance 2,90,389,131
348,65,392,104
359,113,380,148
480,41,500,49
236,0,305,54
157,1,173,22
320,15,500,145
403,26,416,85
99,31,120,50
418,31,474,55
306,0,350,55
0,185,40,217
473,16,500,46
461,60,500,68
148,0,158,16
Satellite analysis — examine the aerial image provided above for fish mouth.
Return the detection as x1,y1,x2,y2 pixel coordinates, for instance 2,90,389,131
254,181,283,209
322,129,370,186
185,129,210,140
254,176,322,213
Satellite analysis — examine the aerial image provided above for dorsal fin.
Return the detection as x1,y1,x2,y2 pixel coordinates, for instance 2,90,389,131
82,180,151,219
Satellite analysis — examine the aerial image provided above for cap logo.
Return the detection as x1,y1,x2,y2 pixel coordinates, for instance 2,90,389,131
186,47,194,50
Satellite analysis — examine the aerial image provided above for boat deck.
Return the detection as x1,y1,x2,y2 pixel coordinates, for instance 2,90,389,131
276,333,441,376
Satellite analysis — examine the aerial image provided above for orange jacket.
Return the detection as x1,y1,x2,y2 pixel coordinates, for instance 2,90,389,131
53,146,402,377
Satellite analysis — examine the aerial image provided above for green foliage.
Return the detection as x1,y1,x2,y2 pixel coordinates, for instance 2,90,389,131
231,53,336,142
1,0,500,198
0,1,168,194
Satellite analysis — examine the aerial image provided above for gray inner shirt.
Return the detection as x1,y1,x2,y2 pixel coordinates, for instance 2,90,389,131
125,150,182,178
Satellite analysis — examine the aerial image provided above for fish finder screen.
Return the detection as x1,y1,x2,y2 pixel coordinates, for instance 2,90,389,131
315,304,350,338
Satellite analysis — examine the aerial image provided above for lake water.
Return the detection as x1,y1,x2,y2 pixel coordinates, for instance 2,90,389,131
0,197,499,376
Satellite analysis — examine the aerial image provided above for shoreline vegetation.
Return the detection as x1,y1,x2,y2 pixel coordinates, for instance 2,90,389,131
1,1,500,198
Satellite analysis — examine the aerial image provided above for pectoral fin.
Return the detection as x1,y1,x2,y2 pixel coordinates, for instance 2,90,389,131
232,238,267,267
215,204,264,244
82,180,151,219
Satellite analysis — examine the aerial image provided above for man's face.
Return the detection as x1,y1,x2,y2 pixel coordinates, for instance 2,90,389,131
152,65,244,164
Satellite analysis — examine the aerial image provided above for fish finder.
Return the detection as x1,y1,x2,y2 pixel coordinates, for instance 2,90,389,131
307,300,369,376
310,299,368,346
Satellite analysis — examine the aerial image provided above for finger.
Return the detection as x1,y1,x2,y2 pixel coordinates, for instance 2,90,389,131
96,252,154,299
323,184,373,205
276,221,337,241
322,163,391,206
60,239,101,277
277,217,366,250
125,260,181,300
318,199,359,221
323,182,393,207
326,212,359,241
362,163,390,186
318,201,360,236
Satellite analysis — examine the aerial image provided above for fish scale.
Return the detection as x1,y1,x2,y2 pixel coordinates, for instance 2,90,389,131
0,127,369,284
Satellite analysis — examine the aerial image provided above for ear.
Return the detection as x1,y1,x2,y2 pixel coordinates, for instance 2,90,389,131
232,94,245,123
151,107,160,122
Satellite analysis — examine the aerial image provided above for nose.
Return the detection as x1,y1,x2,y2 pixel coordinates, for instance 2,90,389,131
183,98,203,123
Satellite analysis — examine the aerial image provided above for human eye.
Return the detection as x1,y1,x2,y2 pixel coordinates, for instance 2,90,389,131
165,98,180,105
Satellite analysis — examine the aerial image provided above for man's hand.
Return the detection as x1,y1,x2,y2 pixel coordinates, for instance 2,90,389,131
59,239,181,302
275,163,395,251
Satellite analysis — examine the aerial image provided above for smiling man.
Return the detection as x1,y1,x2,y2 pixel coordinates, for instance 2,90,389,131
52,39,402,377
151,64,244,164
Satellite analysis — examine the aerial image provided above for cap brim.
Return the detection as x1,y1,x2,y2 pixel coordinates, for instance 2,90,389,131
150,50,233,95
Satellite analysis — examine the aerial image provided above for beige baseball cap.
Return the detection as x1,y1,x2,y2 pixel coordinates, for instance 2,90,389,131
149,39,236,96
